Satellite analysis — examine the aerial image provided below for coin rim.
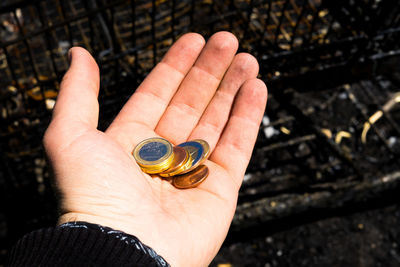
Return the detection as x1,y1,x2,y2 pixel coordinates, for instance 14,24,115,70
159,146,189,177
177,140,209,175
192,139,210,159
133,137,173,167
160,148,195,177
172,165,209,189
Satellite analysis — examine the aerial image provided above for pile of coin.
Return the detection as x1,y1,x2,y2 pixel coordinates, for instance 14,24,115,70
132,137,210,189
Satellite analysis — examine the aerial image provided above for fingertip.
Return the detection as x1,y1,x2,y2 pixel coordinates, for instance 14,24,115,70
208,31,239,52
241,78,268,103
62,47,99,93
232,53,260,77
69,46,92,56
180,32,206,47
232,78,268,121
68,47,99,74
161,33,206,74
193,31,239,79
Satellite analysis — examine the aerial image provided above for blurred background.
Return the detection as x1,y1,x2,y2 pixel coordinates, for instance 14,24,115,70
0,0,400,266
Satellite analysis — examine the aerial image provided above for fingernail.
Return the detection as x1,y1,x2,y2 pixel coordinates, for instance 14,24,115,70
67,48,73,65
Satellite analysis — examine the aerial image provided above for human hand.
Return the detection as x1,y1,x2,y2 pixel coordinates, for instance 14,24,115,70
43,32,267,266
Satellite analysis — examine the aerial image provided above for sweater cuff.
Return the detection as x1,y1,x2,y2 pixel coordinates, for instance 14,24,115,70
8,221,170,267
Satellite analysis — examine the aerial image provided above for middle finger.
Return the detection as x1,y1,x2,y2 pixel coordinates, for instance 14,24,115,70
155,31,238,144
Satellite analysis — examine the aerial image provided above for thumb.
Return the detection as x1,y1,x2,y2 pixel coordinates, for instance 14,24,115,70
44,47,100,152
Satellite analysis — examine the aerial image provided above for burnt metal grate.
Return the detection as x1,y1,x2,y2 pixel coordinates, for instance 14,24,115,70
1,0,400,262
234,76,400,235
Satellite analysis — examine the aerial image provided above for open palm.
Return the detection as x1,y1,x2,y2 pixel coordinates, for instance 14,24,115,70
43,32,267,266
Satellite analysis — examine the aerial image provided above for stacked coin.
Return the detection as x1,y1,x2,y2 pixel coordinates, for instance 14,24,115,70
132,137,210,189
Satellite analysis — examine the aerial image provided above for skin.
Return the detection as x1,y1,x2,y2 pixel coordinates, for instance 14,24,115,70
44,31,268,266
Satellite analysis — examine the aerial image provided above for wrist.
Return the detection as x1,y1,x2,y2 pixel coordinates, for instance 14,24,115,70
59,212,124,230
58,212,142,240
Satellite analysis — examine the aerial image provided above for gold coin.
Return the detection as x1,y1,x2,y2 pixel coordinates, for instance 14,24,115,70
141,165,169,174
133,137,174,173
161,150,195,177
139,154,175,173
172,165,209,189
177,139,210,175
192,139,210,159
159,146,189,177
170,149,195,176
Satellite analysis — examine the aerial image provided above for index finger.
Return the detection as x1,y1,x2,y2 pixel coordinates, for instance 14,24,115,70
106,33,206,148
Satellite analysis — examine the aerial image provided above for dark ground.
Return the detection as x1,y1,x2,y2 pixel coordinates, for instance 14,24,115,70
1,1,400,266
212,203,400,267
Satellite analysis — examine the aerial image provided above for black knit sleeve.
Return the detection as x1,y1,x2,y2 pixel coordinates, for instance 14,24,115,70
7,221,170,267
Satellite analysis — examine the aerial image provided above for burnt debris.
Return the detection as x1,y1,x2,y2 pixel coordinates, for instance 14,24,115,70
1,0,400,263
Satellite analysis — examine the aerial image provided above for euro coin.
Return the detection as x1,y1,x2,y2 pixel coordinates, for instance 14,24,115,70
133,137,174,173
177,139,210,174
159,146,189,177
192,139,210,159
172,165,209,189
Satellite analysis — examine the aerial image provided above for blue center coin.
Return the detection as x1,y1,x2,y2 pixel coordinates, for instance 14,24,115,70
178,141,204,166
139,142,168,162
